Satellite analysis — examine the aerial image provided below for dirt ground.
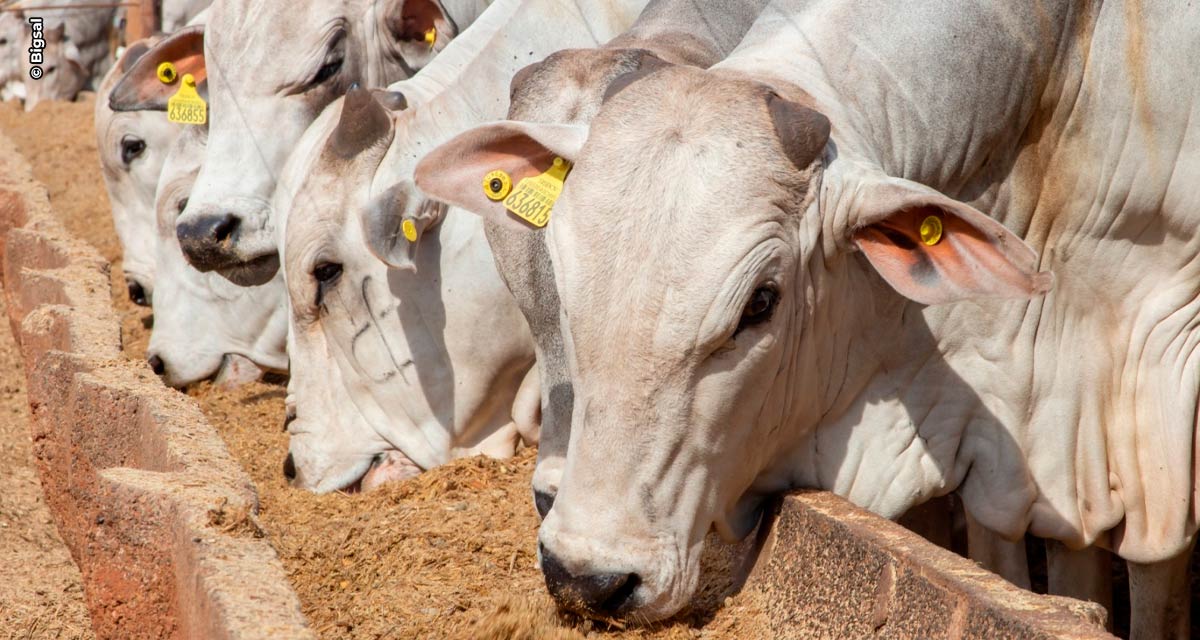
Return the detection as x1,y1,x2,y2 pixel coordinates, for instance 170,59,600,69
0,96,771,638
0,102,95,639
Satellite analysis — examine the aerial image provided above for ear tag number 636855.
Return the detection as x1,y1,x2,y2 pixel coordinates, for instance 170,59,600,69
167,73,207,126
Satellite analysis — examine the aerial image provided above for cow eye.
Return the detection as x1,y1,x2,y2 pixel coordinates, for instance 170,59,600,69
175,198,188,215
312,261,343,306
309,57,343,88
735,286,779,336
45,65,57,75
120,136,146,165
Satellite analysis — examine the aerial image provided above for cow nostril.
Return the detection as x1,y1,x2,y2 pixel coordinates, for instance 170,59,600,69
147,354,165,376
127,280,148,306
213,213,240,243
533,489,555,520
282,453,296,481
540,543,640,615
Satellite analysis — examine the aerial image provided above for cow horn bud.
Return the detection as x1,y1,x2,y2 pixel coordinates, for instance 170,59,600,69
330,86,392,159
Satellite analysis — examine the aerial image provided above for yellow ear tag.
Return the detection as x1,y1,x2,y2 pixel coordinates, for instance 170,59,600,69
919,215,943,246
167,73,206,125
401,219,418,242
503,157,571,228
423,27,437,48
156,61,177,84
482,170,512,201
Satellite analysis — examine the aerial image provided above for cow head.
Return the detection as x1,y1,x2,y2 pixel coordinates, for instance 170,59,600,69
95,35,181,306
21,23,87,112
415,65,1051,621
414,46,669,520
278,86,535,492
277,86,418,492
147,125,289,388
163,0,480,285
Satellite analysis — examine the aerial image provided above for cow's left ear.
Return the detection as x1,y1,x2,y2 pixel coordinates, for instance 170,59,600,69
414,120,589,232
361,183,447,272
109,25,205,111
382,0,455,67
848,176,1054,305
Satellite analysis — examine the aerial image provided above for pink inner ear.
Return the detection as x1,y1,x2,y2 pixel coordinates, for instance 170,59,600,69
854,206,1052,305
414,130,558,229
110,28,205,111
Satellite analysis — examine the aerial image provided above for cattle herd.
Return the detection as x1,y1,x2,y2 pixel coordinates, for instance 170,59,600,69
1,0,1199,637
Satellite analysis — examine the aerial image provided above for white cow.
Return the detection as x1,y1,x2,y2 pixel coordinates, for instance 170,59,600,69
277,91,535,491
416,0,1200,636
276,0,646,492
148,123,288,388
163,0,493,287
99,12,209,305
95,35,180,306
20,23,89,111
17,0,116,109
404,0,772,518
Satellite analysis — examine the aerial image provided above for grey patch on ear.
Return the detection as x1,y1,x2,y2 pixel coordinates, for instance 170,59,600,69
371,89,408,111
602,50,671,103
121,42,151,73
330,87,392,159
767,93,831,171
361,183,444,272
363,183,408,264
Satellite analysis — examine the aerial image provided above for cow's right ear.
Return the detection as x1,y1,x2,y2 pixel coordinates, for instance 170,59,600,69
109,25,205,112
361,183,446,272
413,121,589,232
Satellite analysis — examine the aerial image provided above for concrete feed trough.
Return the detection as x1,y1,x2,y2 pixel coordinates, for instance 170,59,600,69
0,128,1114,638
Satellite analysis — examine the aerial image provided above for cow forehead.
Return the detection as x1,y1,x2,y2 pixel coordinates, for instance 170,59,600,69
555,70,796,272
510,48,646,122
209,0,347,65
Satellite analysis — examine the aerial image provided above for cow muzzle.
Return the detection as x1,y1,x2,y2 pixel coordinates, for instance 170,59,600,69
175,205,279,285
540,543,641,616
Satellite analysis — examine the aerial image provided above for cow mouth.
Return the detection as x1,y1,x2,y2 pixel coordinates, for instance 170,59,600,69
336,450,423,494
214,252,280,287
212,353,266,389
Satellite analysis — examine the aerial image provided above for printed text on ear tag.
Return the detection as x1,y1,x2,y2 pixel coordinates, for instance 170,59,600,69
167,73,206,125
503,157,571,228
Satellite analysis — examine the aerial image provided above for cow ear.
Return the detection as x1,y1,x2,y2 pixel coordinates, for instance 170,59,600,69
414,120,589,232
361,183,447,272
383,0,454,66
849,177,1054,305
109,25,205,112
